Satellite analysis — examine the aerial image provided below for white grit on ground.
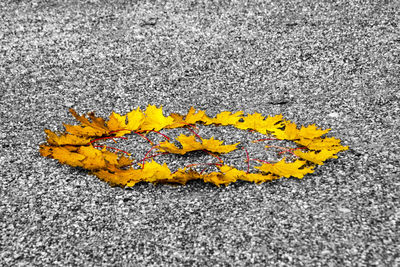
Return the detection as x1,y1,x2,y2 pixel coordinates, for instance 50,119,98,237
1,1,399,266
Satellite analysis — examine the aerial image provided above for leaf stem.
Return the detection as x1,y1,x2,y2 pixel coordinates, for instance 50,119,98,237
202,149,223,163
133,131,153,145
242,147,250,173
142,145,158,168
276,146,307,156
150,130,170,140
179,122,199,131
186,127,202,140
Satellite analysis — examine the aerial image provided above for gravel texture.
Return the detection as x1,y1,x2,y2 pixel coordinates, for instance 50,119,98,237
1,1,399,266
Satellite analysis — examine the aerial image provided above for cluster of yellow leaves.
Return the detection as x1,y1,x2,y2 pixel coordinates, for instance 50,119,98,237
40,143,132,170
157,134,239,155
39,105,348,187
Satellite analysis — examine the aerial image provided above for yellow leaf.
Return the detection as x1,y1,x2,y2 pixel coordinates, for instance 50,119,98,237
100,146,121,166
299,124,330,139
94,167,142,187
53,147,86,167
157,135,201,154
219,165,278,184
255,158,314,178
207,111,243,126
263,114,284,132
41,145,86,168
296,137,348,152
185,106,212,124
293,149,338,165
116,154,134,168
64,124,107,137
203,172,227,187
140,105,175,131
202,137,239,154
171,168,202,185
140,160,172,183
107,112,127,132
78,146,107,170
218,165,244,183
156,140,183,154
126,107,145,131
39,144,53,157
235,113,267,134
165,113,185,129
69,108,93,126
44,129,90,146
69,109,108,134
235,113,285,135
273,121,300,140
88,112,107,128
176,135,203,152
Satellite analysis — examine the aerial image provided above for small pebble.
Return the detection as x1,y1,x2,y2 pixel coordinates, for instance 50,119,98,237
338,207,351,213
328,112,340,118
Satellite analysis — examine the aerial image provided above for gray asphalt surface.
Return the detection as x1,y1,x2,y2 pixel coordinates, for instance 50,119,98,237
1,1,399,266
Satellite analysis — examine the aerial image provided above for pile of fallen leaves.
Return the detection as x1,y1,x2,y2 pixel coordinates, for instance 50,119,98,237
39,105,348,187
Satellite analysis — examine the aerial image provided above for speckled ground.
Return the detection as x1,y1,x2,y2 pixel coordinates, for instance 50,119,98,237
1,1,399,266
